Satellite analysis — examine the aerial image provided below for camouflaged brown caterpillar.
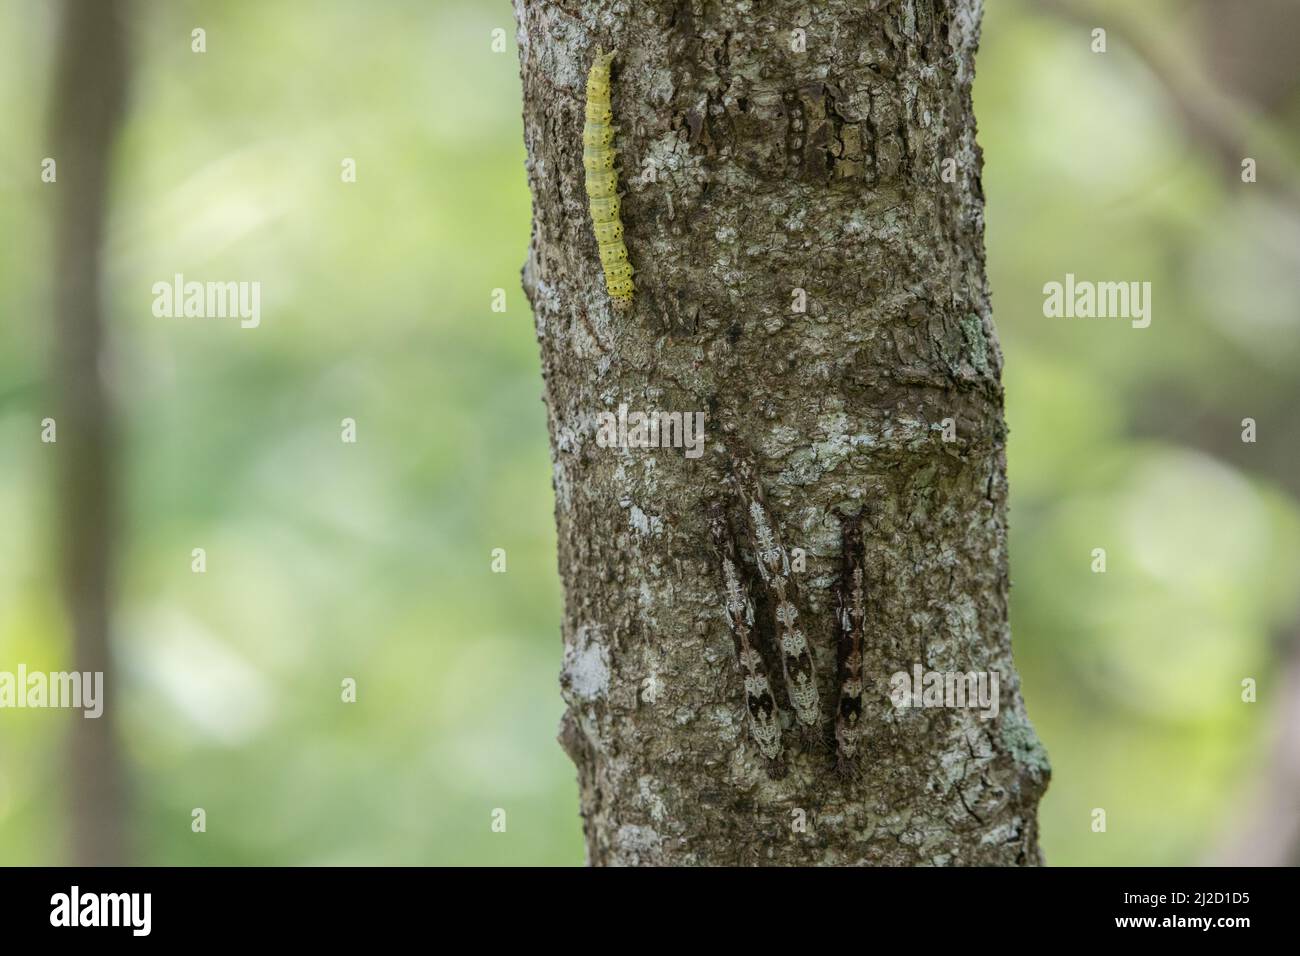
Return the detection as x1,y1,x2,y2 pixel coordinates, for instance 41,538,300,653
834,514,867,774
728,450,821,733
583,47,634,308
710,502,783,762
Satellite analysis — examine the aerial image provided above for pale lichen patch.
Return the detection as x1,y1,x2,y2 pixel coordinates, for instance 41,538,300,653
561,625,611,703
614,824,663,864
636,776,668,823
627,503,663,537
961,313,990,373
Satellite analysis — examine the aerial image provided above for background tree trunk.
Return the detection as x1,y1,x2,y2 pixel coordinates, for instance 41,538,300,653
50,0,130,866
514,0,1049,865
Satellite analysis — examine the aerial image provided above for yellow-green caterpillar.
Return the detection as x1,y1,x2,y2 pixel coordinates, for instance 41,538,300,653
583,47,634,308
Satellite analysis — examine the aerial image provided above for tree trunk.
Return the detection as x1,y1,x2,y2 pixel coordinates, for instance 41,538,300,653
50,0,130,866
514,0,1049,866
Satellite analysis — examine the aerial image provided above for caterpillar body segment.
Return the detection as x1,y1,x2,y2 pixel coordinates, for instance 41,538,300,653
583,47,634,308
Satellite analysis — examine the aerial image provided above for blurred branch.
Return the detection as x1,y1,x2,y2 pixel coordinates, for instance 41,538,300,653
1210,624,1300,866
1030,0,1300,218
50,0,131,866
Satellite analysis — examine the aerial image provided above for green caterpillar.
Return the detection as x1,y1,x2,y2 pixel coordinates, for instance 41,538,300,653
583,47,634,308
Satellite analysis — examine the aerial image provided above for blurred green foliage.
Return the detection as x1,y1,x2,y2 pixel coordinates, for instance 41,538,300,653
0,0,1296,865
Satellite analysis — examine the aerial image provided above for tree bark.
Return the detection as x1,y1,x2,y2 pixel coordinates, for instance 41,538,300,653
514,0,1049,865
50,0,131,866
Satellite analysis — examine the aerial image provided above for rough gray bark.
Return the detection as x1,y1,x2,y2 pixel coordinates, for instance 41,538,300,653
50,0,130,866
515,0,1049,865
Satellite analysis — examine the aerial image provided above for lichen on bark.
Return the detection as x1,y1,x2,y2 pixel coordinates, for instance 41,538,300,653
516,0,1049,866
